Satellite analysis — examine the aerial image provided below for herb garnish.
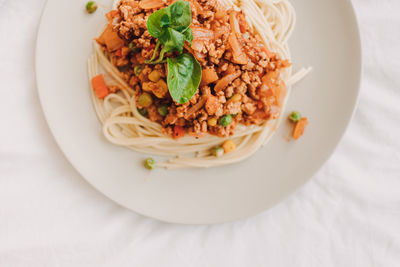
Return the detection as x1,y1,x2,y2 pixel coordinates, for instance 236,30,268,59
146,1,201,104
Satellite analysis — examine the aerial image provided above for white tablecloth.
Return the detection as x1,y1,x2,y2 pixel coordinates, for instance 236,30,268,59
1,0,399,266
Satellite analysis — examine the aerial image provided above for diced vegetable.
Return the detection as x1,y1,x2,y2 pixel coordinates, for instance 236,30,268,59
214,71,241,92
228,33,248,64
211,146,224,157
149,79,168,99
157,105,168,117
91,74,109,99
129,42,139,52
134,65,143,76
96,25,124,52
185,96,207,119
200,68,219,86
86,1,98,14
292,117,308,140
114,49,122,57
288,111,301,123
138,93,153,107
219,114,232,127
230,94,241,102
144,157,156,170
228,12,248,65
137,108,148,117
172,125,185,139
149,70,162,82
139,0,165,10
274,81,286,107
191,26,214,40
222,140,236,153
207,117,217,127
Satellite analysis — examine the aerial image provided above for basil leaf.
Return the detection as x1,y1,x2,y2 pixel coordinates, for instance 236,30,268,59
169,1,192,32
183,28,193,45
167,53,202,104
147,8,167,38
160,14,171,28
160,28,185,53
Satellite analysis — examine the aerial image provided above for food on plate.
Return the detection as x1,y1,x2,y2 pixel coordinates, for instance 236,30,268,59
288,111,302,123
144,157,156,169
86,1,98,14
292,117,308,140
288,111,308,140
87,0,311,168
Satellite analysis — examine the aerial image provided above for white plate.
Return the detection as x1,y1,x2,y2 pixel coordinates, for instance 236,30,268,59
36,0,361,224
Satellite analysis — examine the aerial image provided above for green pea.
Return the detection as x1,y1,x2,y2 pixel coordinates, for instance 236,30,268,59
211,146,224,157
219,115,232,127
137,108,148,117
138,93,153,107
157,105,169,117
144,158,156,170
288,111,302,123
129,42,140,53
134,65,143,76
86,1,98,14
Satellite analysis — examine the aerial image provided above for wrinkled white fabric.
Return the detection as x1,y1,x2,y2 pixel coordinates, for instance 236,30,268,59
0,0,399,266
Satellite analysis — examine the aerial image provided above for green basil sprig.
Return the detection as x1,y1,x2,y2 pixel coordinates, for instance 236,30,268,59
146,1,193,63
146,1,201,104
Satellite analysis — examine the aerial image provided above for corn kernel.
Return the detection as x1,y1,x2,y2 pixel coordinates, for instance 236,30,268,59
207,118,217,127
156,79,168,90
222,140,236,153
148,70,161,82
152,79,168,98
231,93,242,102
142,82,152,92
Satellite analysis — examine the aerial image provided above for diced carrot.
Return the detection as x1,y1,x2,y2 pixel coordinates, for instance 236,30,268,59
114,49,122,57
172,125,185,139
292,117,308,140
201,68,219,86
214,71,241,92
274,80,286,107
106,10,119,22
139,0,165,9
91,74,109,99
96,25,124,52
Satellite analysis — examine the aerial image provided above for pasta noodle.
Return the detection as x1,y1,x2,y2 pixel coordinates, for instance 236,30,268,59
87,0,311,169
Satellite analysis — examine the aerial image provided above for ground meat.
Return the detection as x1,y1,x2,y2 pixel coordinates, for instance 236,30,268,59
224,101,241,115
242,102,257,115
205,95,220,115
